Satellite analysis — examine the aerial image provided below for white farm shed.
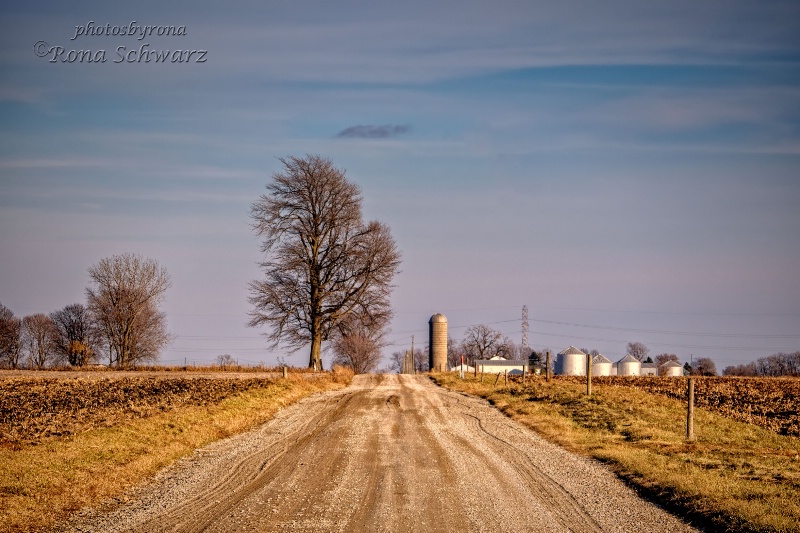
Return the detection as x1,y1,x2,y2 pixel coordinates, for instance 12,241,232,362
450,363,475,373
640,362,658,376
475,356,527,375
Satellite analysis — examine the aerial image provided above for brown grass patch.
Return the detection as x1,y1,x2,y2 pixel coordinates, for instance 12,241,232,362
433,373,800,533
0,368,352,532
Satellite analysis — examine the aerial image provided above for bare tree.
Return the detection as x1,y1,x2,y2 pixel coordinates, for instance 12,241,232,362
86,253,172,368
692,357,717,376
462,325,510,364
248,155,401,370
50,303,96,366
412,347,429,373
0,302,23,369
655,353,680,366
447,337,465,368
216,354,236,367
22,314,60,369
627,341,650,362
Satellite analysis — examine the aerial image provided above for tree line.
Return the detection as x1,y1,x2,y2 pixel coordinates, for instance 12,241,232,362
0,253,171,369
723,352,800,377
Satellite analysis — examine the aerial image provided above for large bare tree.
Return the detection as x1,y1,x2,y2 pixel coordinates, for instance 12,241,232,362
86,253,171,368
50,303,96,366
626,341,650,362
248,155,401,370
0,302,23,369
462,324,511,364
22,314,60,369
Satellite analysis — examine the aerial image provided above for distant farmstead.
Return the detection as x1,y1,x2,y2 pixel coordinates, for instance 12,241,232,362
474,356,527,375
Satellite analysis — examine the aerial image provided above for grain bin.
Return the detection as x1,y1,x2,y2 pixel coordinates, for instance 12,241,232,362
429,313,448,372
660,360,683,377
592,354,613,376
556,346,586,376
616,354,641,376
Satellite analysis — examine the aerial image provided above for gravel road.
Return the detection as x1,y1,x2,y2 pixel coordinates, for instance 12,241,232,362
61,374,698,532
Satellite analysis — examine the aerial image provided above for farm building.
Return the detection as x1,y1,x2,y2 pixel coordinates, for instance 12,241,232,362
640,362,658,376
660,360,684,377
474,356,527,375
592,354,614,376
555,346,587,375
616,354,641,376
450,363,475,373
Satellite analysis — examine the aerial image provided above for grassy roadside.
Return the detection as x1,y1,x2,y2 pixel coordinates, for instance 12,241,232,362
432,373,800,533
0,370,352,533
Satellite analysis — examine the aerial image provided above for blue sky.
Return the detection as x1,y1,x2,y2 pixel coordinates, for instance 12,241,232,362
1,1,799,370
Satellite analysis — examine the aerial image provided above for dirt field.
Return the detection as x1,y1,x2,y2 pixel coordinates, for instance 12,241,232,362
61,374,697,532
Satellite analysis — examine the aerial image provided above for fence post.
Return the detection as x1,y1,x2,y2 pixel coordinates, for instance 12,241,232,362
282,366,288,379
546,351,551,382
586,353,592,396
481,366,484,383
494,372,501,387
686,377,696,442
504,370,508,388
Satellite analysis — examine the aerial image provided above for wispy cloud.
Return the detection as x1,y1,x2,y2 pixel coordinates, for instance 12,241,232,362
335,124,411,139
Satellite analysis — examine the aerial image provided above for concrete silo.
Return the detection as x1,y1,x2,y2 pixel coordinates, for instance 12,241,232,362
429,313,448,372
556,346,586,376
592,354,613,376
617,354,641,376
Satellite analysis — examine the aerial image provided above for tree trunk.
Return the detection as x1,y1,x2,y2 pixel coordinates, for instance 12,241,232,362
309,333,322,371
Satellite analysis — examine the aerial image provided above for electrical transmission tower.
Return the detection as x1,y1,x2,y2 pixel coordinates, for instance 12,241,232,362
522,305,529,351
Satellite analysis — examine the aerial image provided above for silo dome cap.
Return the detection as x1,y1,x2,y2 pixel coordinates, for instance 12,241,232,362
429,313,447,323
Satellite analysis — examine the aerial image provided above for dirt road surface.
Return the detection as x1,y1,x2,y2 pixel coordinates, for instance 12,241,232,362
63,374,698,532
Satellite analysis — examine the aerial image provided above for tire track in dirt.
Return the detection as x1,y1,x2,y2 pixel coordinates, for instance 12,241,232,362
64,375,698,533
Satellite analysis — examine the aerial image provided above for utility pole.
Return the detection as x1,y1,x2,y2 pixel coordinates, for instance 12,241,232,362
411,335,415,374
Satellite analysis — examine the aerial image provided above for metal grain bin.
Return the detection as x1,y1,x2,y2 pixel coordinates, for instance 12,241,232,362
592,354,613,376
660,360,684,377
616,354,641,376
556,346,586,376
429,313,448,372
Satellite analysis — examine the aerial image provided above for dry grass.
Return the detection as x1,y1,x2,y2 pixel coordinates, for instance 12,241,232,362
0,368,352,533
432,373,800,533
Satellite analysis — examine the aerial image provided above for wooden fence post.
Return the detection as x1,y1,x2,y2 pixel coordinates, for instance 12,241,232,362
283,366,288,379
586,353,592,396
687,377,696,441
546,351,551,382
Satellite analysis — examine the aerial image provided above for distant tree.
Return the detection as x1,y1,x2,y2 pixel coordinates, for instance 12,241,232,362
643,356,653,363
87,253,172,368
216,354,236,367
0,303,23,369
723,362,757,376
389,350,405,373
529,350,544,369
413,347,429,373
462,325,510,364
692,357,717,376
447,337,465,368
50,303,96,366
683,362,692,374
627,342,650,362
22,314,60,369
330,315,385,374
580,348,600,357
724,352,800,377
248,155,401,371
655,353,680,366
